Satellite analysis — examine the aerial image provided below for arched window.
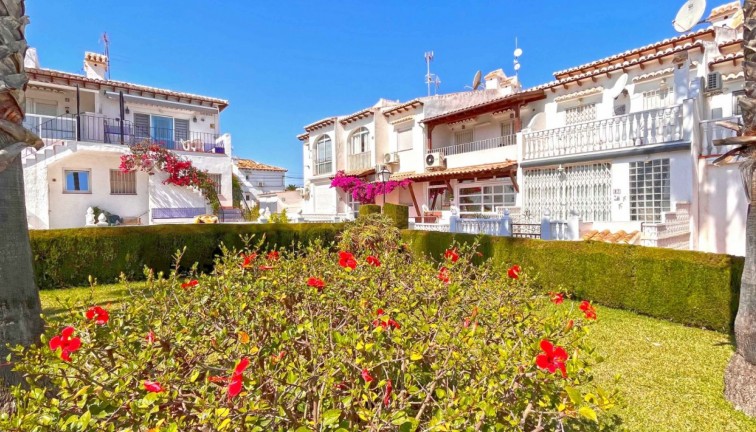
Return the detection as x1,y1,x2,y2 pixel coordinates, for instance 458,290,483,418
349,127,369,155
313,135,333,175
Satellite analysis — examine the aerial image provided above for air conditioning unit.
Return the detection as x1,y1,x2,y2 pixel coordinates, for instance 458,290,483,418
425,152,446,170
705,72,723,93
384,152,400,164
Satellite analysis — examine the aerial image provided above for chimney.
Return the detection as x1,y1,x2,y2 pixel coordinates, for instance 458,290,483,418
83,51,108,80
24,47,39,69
484,69,521,95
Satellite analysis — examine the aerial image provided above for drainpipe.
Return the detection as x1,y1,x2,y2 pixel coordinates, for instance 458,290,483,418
75,84,81,141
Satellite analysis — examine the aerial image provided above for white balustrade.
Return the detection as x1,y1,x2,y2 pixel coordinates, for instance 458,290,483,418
430,135,516,157
700,116,740,158
523,105,683,160
347,151,373,171
413,222,450,232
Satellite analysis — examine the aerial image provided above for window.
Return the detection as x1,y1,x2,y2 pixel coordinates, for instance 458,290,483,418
397,128,413,151
630,159,670,222
500,122,514,137
565,104,596,125
733,90,745,116
133,113,192,149
457,182,516,216
454,129,474,145
314,136,333,175
349,127,369,154
110,169,136,195
208,173,222,195
64,170,91,193
346,192,360,217
642,88,674,110
427,184,452,211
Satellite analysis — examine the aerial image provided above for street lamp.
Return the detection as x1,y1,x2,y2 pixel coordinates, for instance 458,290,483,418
377,165,392,210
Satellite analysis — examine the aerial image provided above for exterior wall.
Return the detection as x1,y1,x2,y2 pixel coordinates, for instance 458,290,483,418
149,172,208,222
235,167,286,203
183,153,233,206
697,162,747,256
46,149,149,229
24,162,49,229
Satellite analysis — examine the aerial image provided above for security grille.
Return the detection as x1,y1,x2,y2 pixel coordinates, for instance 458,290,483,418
523,163,612,222
110,169,136,195
565,104,596,125
208,173,222,195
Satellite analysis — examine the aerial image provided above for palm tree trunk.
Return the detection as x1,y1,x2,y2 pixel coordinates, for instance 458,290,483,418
0,0,44,410
725,0,756,417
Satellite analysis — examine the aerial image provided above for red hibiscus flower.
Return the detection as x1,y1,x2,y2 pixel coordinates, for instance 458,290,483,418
383,379,393,407
361,368,374,383
143,380,164,393
366,256,381,267
437,266,451,284
535,339,569,378
85,306,109,325
579,301,597,320
307,277,325,292
507,265,521,279
372,309,400,330
228,357,250,399
146,330,156,344
550,292,564,305
267,250,280,261
259,265,274,271
181,279,198,289
444,248,459,263
241,253,257,268
49,326,82,362
338,251,357,270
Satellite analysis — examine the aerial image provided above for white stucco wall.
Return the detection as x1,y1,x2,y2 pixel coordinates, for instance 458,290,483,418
697,162,747,256
149,172,208,220
24,162,49,229
183,153,233,206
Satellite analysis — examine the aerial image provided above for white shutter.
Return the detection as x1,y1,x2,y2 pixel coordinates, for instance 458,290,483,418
397,129,413,151
314,185,336,213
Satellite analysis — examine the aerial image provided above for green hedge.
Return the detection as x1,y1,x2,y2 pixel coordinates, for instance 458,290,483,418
358,205,381,217
383,203,409,230
401,230,743,333
30,224,342,290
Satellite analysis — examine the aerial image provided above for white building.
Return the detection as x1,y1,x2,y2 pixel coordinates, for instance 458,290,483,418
23,51,234,228
297,0,747,256
232,158,287,205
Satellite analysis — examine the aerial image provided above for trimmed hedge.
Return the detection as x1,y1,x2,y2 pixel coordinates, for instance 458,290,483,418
384,203,409,229
401,230,743,333
30,224,342,290
358,205,381,217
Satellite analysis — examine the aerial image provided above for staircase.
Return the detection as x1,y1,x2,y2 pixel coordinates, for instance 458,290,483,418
220,206,244,223
640,202,691,250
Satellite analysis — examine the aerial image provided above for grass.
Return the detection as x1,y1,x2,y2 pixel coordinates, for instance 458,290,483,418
37,285,756,431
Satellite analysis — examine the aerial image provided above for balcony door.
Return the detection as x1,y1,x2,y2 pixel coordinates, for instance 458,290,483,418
152,115,174,149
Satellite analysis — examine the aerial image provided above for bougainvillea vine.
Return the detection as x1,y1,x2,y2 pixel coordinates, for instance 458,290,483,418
330,170,412,204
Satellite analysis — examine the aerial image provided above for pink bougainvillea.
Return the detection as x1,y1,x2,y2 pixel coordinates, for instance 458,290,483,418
330,171,412,204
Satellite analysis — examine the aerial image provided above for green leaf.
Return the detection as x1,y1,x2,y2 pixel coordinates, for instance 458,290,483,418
410,353,423,361
565,386,581,405
579,406,598,423
322,409,342,426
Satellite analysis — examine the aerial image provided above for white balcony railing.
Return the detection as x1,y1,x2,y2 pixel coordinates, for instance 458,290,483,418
700,116,741,158
523,105,683,160
430,135,516,157
348,151,372,171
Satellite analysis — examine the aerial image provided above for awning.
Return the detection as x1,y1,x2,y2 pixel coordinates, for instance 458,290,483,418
390,160,517,182
104,91,219,115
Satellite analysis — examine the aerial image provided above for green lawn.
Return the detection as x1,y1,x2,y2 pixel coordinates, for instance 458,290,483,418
38,285,756,431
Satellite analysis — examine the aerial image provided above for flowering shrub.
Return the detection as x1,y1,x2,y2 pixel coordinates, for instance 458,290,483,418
331,170,412,204
2,222,617,430
119,141,221,213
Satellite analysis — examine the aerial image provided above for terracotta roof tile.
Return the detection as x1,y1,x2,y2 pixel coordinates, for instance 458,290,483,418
235,158,287,172
582,229,641,244
304,117,337,132
708,1,740,20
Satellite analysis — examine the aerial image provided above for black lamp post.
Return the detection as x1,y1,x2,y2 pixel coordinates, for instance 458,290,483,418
377,166,391,211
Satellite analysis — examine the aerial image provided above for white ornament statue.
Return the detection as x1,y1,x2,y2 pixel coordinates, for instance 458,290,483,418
96,213,108,227
85,207,96,226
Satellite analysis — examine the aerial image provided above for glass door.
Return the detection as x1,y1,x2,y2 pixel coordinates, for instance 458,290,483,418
151,115,174,149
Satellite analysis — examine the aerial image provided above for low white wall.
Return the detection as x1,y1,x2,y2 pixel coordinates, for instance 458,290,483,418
24,162,49,229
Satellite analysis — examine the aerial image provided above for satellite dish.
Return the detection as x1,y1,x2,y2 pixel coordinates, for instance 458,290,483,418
514,63,521,71
527,112,546,132
472,70,482,90
673,0,707,33
608,73,629,99
514,48,523,57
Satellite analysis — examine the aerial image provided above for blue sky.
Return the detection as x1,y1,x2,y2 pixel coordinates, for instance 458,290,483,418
26,1,701,185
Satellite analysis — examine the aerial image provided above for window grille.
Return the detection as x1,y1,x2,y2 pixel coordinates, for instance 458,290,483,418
629,159,670,222
208,173,222,195
110,169,136,195
565,104,596,125
454,129,474,145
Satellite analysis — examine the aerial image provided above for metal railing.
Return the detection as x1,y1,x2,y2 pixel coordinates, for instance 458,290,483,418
22,113,225,154
348,151,373,171
523,105,683,160
700,116,741,158
429,134,516,157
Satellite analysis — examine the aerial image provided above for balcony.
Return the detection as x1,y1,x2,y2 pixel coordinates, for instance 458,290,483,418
523,105,683,161
700,116,740,159
428,135,516,158
348,151,373,171
22,113,226,154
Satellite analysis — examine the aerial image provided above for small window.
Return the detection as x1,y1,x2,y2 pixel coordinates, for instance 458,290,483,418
208,173,222,194
349,127,370,155
454,129,474,145
110,169,136,195
64,170,91,193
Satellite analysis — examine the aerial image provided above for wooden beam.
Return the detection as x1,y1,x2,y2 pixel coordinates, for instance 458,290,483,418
408,183,421,218
508,171,519,193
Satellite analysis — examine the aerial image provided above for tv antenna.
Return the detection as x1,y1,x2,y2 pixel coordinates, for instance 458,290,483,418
672,0,707,33
100,32,111,79
424,51,440,96
513,38,523,79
